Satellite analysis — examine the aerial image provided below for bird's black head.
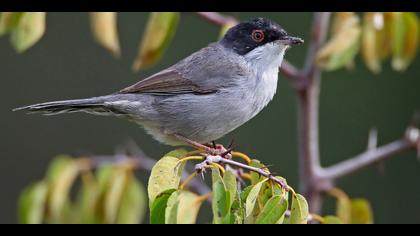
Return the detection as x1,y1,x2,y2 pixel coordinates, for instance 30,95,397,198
220,17,303,56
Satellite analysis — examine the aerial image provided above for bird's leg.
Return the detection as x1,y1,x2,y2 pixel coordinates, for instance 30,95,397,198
173,134,233,158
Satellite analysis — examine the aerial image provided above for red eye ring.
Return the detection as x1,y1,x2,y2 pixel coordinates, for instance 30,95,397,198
251,30,265,43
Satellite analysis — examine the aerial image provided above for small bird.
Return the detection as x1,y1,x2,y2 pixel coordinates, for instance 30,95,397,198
14,17,303,154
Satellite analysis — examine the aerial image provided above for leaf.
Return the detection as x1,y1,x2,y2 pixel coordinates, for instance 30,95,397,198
90,12,120,58
18,181,49,224
323,215,343,224
164,148,188,159
147,154,185,208
150,189,177,224
116,173,147,224
289,193,309,224
316,12,361,71
223,169,237,208
350,199,373,224
103,167,128,224
76,171,100,224
362,12,383,73
132,12,180,71
249,159,265,185
335,193,351,224
175,191,203,224
391,12,419,71
245,178,269,221
164,190,179,224
0,12,23,36
10,12,46,53
255,195,288,224
212,180,230,224
46,156,79,223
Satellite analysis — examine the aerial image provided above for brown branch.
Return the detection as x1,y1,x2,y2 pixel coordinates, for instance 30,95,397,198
317,127,419,181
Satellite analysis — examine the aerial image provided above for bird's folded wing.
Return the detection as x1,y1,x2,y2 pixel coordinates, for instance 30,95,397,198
118,69,217,95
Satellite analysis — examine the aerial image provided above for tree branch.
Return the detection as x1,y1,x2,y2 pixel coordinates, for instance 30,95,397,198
317,127,420,181
87,144,211,197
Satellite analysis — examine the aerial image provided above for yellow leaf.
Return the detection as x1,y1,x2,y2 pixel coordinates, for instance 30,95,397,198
90,12,120,58
350,199,373,224
392,12,419,71
10,12,46,53
316,12,361,71
0,12,23,36
132,12,179,71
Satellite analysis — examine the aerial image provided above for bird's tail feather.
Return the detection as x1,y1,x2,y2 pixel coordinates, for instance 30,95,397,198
13,97,116,116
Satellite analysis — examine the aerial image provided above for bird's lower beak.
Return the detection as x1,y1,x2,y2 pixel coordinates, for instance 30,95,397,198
279,36,304,45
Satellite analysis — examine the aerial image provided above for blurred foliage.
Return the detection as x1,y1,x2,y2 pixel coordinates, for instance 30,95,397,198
9,12,415,224
18,149,374,224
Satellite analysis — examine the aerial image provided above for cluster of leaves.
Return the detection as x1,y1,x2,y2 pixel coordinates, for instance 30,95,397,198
0,12,180,71
316,12,419,73
19,149,374,224
18,155,146,224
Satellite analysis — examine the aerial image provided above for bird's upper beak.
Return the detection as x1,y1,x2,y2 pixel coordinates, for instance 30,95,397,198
278,35,304,45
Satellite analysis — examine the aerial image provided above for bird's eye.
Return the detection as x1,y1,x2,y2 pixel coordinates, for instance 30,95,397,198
251,30,265,43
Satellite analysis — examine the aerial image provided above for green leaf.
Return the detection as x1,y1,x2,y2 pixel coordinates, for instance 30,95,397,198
350,199,373,224
323,215,343,224
133,12,180,71
18,181,49,224
103,167,128,224
164,148,188,159
96,164,114,194
90,12,120,58
391,12,419,71
245,178,268,222
46,156,79,223
0,12,24,36
316,12,361,71
10,12,46,53
249,159,265,185
289,193,309,224
255,195,288,224
223,169,237,208
148,155,185,208
164,191,179,224
116,173,147,224
150,189,177,224
212,180,230,224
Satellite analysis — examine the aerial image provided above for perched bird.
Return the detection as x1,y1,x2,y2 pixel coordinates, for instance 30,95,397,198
14,17,303,154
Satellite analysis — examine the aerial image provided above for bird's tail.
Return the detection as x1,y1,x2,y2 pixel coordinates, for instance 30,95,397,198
13,96,119,116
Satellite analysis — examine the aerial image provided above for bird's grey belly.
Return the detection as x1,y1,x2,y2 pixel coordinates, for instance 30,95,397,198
150,89,260,145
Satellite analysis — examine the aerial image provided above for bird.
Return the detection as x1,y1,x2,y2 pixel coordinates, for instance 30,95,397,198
14,17,303,155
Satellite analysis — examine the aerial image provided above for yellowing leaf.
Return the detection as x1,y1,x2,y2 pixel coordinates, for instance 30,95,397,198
164,190,179,224
350,199,373,224
391,12,419,71
0,12,23,36
150,189,177,224
289,193,309,224
90,12,120,58
316,12,361,71
76,171,100,224
10,12,46,53
175,191,203,224
133,12,179,71
147,155,185,208
362,12,384,73
18,181,49,224
116,173,146,224
103,167,128,224
46,156,79,223
323,215,343,224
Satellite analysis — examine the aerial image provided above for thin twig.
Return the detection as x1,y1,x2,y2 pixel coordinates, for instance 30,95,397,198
317,128,419,180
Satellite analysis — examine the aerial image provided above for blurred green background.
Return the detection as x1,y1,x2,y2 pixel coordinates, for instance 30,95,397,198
1,12,419,224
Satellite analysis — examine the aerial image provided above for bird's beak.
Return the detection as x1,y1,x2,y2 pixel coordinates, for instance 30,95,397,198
279,36,304,45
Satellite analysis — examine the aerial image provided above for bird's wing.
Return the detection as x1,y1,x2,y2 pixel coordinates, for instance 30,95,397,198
118,68,217,95
118,44,251,95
